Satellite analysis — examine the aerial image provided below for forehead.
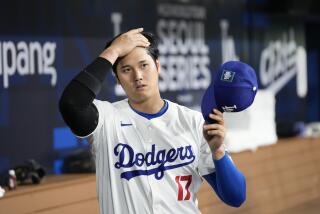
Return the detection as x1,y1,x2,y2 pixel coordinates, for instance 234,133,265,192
118,47,153,67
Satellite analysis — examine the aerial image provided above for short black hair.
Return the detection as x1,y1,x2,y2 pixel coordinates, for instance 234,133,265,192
104,31,159,75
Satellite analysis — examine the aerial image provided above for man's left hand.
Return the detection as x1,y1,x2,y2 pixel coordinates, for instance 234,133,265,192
203,109,226,160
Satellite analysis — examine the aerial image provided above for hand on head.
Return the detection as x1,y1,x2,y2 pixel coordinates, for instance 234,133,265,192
100,28,150,64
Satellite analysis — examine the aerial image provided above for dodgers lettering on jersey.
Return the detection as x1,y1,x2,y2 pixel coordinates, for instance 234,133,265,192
114,143,196,180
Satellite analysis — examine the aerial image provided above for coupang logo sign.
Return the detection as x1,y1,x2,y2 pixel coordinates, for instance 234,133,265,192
0,40,57,89
114,143,195,180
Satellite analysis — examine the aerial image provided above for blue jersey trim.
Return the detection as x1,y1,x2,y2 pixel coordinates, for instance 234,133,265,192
129,100,168,120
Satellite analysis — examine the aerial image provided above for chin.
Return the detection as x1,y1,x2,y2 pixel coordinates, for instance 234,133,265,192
131,94,151,104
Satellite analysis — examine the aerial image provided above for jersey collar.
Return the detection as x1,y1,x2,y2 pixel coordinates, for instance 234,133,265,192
129,99,169,120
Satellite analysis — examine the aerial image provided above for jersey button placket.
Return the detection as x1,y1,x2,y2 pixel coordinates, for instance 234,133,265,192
147,125,153,143
144,122,155,211
147,122,160,214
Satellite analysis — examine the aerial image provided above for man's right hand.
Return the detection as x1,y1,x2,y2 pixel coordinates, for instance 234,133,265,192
99,28,150,65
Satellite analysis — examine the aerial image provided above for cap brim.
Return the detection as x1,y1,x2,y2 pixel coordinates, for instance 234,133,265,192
201,83,219,124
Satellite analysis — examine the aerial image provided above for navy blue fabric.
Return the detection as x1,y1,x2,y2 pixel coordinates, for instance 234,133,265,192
203,154,246,207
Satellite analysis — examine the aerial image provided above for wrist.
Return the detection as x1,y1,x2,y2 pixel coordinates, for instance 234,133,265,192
99,47,119,65
212,144,225,160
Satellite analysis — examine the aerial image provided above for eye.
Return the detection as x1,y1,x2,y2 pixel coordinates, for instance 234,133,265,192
141,63,148,69
121,68,131,73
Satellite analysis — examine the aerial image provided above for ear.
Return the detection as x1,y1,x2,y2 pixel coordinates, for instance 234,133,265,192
155,59,161,74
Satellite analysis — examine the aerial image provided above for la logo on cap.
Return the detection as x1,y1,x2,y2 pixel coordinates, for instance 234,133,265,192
222,105,237,112
221,70,235,82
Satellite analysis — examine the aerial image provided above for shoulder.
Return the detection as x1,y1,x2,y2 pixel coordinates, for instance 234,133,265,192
166,100,204,123
93,98,129,114
93,98,128,107
112,99,129,109
168,100,202,116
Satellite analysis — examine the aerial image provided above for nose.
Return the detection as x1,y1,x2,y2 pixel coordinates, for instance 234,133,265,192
133,69,143,81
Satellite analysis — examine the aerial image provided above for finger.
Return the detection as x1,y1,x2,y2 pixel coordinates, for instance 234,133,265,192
203,123,223,131
203,123,219,130
128,28,144,34
137,34,150,44
208,113,224,124
139,42,150,48
211,130,225,138
135,39,150,48
207,130,224,137
132,34,148,43
213,109,223,116
204,125,226,136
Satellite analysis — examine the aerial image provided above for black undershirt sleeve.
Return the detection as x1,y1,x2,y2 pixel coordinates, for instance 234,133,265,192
59,57,112,137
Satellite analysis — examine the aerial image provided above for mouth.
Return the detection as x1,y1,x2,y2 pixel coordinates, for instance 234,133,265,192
136,84,147,90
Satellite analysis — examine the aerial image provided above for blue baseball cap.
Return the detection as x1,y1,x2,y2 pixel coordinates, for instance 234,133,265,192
201,61,258,123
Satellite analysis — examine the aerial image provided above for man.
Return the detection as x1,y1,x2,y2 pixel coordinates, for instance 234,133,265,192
59,28,246,214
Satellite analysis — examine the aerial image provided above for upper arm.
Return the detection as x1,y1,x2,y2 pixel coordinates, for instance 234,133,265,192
59,80,100,137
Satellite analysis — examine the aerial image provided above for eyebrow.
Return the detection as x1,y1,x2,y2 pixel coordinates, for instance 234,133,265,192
120,65,131,69
138,60,148,64
120,60,148,69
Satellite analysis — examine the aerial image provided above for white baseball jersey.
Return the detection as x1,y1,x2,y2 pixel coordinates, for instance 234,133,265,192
87,99,215,214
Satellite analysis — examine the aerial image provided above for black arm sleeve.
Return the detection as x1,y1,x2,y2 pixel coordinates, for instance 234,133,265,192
59,57,112,137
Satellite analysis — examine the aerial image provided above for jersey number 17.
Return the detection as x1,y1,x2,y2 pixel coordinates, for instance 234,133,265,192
175,175,192,201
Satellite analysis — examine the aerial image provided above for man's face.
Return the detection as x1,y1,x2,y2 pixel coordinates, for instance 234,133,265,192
116,47,160,103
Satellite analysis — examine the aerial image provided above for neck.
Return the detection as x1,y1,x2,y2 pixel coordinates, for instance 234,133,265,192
129,94,164,114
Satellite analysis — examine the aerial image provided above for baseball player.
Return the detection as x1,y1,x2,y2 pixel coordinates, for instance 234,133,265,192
59,28,246,214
